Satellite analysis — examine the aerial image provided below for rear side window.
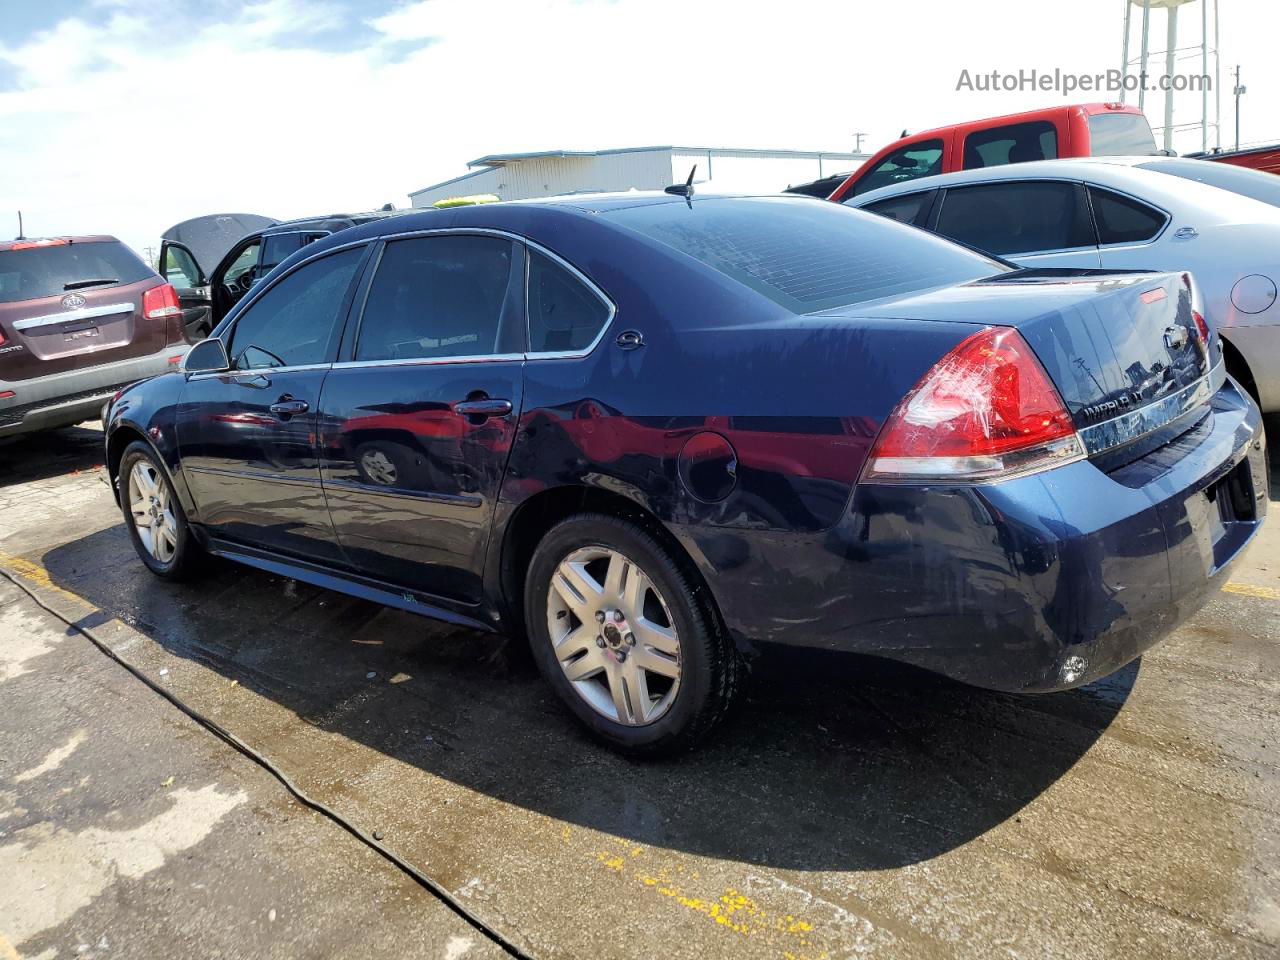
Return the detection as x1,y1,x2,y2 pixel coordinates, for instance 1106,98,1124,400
852,140,944,196
936,181,1094,256
1088,113,1158,156
0,240,153,304
1089,187,1167,244
962,121,1058,170
228,247,364,369
605,197,1009,313
161,244,202,288
527,250,611,354
356,235,514,362
859,192,933,225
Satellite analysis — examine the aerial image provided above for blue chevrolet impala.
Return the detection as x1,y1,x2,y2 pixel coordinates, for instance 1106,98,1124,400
104,194,1268,754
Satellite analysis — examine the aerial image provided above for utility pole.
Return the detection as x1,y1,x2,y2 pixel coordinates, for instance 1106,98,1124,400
1232,65,1246,151
143,245,156,269
853,132,868,154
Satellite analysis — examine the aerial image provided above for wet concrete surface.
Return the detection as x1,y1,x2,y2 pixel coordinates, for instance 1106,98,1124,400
1,421,1279,958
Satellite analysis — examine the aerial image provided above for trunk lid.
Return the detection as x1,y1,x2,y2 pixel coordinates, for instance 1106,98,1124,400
840,268,1220,462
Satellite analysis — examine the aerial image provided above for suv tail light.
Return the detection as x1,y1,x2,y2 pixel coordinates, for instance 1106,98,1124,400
863,326,1086,482
143,283,182,320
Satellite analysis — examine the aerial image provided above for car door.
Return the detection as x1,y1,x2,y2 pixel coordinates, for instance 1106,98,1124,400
931,179,1102,268
318,232,526,605
207,234,264,327
176,244,369,564
157,240,212,342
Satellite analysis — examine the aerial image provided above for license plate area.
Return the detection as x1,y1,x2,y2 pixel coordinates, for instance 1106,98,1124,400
64,325,100,342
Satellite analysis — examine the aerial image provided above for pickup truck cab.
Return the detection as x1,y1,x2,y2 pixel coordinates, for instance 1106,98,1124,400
828,103,1158,202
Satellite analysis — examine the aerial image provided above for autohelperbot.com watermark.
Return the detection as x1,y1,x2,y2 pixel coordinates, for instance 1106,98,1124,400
956,68,1211,97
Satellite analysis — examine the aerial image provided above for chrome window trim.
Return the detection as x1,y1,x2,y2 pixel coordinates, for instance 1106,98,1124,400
187,362,331,381
1077,359,1225,456
13,301,134,331
330,353,525,371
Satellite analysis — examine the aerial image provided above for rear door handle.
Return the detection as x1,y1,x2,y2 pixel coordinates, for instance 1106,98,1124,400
454,398,513,418
269,397,309,416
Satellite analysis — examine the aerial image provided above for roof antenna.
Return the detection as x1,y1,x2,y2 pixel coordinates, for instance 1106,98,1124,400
15,210,25,241
664,164,697,206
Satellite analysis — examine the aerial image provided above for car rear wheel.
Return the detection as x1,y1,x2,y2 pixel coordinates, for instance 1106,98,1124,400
119,441,203,581
525,513,741,755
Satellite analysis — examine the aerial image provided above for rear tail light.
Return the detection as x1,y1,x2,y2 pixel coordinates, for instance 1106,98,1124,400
0,328,6,346
1182,272,1211,345
142,283,182,320
863,326,1085,482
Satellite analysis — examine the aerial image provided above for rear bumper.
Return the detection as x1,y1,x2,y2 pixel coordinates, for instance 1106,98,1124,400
0,345,186,439
684,378,1267,692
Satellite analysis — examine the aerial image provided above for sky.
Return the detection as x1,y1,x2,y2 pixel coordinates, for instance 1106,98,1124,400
1,0,1277,258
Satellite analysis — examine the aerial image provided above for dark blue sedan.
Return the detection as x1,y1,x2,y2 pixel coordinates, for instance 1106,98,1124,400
104,194,1269,754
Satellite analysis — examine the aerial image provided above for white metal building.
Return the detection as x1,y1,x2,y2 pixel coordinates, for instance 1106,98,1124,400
407,146,868,207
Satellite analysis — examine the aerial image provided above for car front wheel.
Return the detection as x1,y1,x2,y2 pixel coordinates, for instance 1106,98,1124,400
119,441,203,581
525,513,741,755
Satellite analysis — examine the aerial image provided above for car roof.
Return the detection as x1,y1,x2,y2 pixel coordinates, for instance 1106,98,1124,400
0,235,120,252
844,157,1280,222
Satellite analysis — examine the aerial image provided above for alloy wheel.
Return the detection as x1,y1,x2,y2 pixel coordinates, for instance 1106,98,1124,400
128,460,178,564
546,545,682,725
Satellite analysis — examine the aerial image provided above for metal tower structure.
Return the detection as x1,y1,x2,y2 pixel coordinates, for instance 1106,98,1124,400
1120,0,1222,153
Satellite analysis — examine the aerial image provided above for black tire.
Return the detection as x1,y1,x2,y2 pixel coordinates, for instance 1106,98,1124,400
525,513,741,756
118,441,205,581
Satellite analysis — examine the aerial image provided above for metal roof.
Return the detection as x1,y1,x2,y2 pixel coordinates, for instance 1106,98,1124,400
409,145,867,199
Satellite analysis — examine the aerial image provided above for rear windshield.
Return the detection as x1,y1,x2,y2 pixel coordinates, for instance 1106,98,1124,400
604,197,1009,313
0,240,153,304
1138,157,1280,208
1088,113,1158,156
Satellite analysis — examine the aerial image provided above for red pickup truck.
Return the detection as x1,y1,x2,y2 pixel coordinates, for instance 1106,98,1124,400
827,102,1158,202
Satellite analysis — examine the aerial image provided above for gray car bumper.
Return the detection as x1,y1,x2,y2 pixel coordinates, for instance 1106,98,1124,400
0,346,186,440
1221,323,1280,414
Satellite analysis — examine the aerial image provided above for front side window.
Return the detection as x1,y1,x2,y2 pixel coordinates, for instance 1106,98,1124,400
227,246,364,369
528,250,611,353
962,121,1058,170
852,140,944,196
1089,187,1167,244
860,191,933,225
356,235,514,362
935,181,1094,256
223,240,261,286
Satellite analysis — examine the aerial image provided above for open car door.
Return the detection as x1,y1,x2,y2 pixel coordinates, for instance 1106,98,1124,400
159,214,276,340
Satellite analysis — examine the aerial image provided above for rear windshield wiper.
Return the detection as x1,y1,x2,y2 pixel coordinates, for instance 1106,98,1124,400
63,278,118,290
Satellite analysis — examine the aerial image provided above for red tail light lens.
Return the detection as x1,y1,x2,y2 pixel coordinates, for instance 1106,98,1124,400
142,283,182,320
864,326,1085,482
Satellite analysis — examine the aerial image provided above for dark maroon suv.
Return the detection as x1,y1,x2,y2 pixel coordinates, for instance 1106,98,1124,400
0,236,188,442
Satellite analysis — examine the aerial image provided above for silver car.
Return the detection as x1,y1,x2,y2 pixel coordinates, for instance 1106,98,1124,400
844,157,1280,413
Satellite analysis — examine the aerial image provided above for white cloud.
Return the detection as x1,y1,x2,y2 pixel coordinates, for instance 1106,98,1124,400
0,0,1276,258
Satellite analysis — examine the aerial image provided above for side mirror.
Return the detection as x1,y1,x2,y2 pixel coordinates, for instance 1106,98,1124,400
182,337,231,374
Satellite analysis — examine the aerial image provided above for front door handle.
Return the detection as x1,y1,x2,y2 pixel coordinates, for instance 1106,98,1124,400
269,397,309,417
454,398,513,418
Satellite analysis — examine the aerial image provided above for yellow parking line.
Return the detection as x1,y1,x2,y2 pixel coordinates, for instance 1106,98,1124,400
0,551,92,610
0,932,22,960
1222,581,1280,601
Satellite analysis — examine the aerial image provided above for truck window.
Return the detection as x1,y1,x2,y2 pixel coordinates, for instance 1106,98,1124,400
1088,113,1158,156
852,140,944,196
962,121,1058,170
